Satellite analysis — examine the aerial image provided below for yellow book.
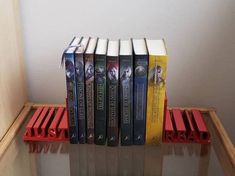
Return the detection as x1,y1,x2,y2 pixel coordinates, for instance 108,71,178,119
146,39,168,145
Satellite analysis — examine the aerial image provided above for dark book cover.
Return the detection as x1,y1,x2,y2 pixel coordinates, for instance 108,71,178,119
94,39,108,145
63,37,81,144
84,38,97,144
119,41,133,145
107,41,119,146
133,54,148,145
75,38,89,143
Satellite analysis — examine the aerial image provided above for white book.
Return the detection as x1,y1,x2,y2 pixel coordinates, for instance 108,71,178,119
77,37,89,53
95,38,108,55
67,37,81,53
146,39,166,56
86,38,98,54
107,40,119,57
132,39,147,55
120,40,132,56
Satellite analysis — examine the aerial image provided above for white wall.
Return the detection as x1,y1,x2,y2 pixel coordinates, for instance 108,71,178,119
19,0,235,142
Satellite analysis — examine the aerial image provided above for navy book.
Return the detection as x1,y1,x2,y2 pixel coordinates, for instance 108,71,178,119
106,40,119,146
132,39,148,145
75,37,89,143
119,40,133,145
63,37,81,144
94,39,108,145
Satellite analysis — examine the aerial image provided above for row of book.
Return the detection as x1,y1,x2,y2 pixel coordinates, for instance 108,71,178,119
62,37,168,146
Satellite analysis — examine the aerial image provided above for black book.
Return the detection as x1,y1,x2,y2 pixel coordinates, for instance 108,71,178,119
75,37,89,143
119,40,133,145
63,36,81,144
107,40,120,146
132,39,148,145
84,37,98,144
94,39,108,145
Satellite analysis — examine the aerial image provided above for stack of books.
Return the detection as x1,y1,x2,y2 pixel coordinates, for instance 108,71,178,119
62,37,168,146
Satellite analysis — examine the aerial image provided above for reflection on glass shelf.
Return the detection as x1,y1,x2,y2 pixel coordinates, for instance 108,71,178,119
0,111,233,176
21,142,217,176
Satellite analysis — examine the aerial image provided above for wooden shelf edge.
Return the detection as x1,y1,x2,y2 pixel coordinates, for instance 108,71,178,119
208,110,235,168
28,102,66,109
0,105,32,159
168,107,216,112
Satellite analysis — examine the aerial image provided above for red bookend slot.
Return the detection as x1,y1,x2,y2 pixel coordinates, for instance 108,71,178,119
24,107,43,137
41,107,55,137
33,107,49,137
172,109,186,142
164,110,175,142
48,107,65,138
191,109,210,143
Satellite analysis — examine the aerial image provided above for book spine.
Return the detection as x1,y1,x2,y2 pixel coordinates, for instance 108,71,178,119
120,55,133,145
107,56,119,146
85,54,95,144
133,55,148,145
146,55,167,144
75,53,86,143
64,52,78,144
94,55,106,145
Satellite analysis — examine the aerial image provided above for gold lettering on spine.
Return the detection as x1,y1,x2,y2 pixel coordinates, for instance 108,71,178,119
109,85,117,127
87,83,94,128
97,84,104,110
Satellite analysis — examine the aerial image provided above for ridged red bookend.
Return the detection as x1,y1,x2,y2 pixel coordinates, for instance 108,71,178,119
23,106,69,142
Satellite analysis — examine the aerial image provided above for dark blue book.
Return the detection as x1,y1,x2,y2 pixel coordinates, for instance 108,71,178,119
75,37,89,143
63,37,82,144
132,39,148,145
106,40,119,146
119,40,133,145
94,39,108,145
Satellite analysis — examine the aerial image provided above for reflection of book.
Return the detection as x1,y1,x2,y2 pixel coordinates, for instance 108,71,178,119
119,40,133,145
146,39,168,145
75,37,90,144
64,37,81,144
106,147,119,175
94,39,108,145
144,146,163,175
132,39,148,145
85,38,97,144
119,146,133,175
107,40,119,146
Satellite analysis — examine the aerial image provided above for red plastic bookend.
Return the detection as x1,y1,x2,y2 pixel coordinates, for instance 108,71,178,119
163,109,210,144
24,105,210,144
23,106,69,142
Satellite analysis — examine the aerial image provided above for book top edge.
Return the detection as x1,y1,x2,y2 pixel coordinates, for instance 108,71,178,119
95,39,108,55
107,40,119,57
132,39,147,55
120,40,132,56
146,39,167,56
85,38,98,54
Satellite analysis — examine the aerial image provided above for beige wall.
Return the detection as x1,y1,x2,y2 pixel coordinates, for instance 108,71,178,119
19,0,235,142
0,0,27,139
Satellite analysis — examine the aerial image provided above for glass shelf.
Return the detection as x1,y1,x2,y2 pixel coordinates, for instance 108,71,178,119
0,105,234,176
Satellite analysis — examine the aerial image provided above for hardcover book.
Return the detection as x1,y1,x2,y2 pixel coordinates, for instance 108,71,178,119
84,37,98,144
119,40,133,145
146,39,168,145
132,39,148,145
94,38,108,145
75,37,89,143
106,40,119,146
63,36,81,144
